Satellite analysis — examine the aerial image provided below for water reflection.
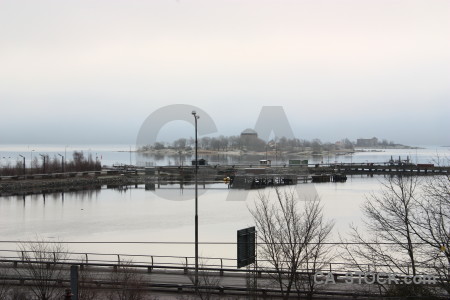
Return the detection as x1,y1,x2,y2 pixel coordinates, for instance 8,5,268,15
0,175,437,259
135,147,449,166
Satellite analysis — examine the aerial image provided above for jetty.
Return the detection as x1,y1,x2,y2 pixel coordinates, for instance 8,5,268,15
0,162,448,196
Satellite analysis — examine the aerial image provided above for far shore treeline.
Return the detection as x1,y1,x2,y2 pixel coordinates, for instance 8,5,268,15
139,135,409,154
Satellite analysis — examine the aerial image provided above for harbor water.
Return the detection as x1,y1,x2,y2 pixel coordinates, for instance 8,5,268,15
0,145,448,261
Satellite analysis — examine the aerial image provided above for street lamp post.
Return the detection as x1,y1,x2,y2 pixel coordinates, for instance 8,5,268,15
275,142,277,166
19,155,25,175
30,150,35,173
58,154,65,173
265,144,268,160
39,154,46,173
192,110,200,286
65,145,68,160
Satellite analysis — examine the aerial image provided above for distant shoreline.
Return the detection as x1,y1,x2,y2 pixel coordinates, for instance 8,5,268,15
355,145,423,150
131,144,421,157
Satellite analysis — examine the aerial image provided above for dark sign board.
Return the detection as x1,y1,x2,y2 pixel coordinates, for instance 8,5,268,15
237,226,256,268
289,159,308,166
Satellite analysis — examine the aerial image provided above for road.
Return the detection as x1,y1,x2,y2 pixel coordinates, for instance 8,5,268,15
0,261,391,299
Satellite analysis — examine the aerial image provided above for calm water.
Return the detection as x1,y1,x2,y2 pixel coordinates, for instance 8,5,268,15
0,145,448,261
0,176,394,260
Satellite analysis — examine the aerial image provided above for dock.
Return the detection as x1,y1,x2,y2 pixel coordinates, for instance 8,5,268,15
1,162,448,195
230,174,298,189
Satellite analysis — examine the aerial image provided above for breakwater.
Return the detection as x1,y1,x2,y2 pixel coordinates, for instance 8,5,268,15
1,163,448,196
0,173,146,196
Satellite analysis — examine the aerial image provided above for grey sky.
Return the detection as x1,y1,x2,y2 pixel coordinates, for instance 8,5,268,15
1,0,449,146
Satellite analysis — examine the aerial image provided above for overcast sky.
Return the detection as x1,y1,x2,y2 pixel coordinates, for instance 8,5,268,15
0,0,449,146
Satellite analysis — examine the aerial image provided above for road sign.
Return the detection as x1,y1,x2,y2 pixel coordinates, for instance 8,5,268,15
237,226,256,268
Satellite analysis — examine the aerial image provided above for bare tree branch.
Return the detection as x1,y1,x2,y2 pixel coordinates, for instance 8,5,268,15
249,187,333,299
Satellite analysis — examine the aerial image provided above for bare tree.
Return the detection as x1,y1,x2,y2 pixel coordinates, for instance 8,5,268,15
360,175,421,275
77,259,99,300
173,138,187,150
341,175,441,297
295,209,335,300
106,261,146,300
249,188,333,299
414,167,450,293
185,259,221,300
16,238,68,300
6,287,28,300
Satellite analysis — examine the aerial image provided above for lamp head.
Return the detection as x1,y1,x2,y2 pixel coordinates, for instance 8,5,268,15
191,110,196,115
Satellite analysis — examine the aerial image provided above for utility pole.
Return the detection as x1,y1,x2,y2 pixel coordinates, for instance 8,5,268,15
58,154,65,173
39,154,46,173
192,110,200,287
19,155,25,175
30,150,35,174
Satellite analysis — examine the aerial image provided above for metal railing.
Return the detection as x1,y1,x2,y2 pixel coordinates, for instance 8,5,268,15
0,248,440,277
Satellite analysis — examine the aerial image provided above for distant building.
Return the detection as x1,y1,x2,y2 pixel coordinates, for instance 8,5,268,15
259,159,271,166
356,137,378,147
240,128,258,148
239,128,267,151
240,128,258,139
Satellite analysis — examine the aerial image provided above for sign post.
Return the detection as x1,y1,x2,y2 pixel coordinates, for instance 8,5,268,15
70,265,79,300
237,226,256,268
